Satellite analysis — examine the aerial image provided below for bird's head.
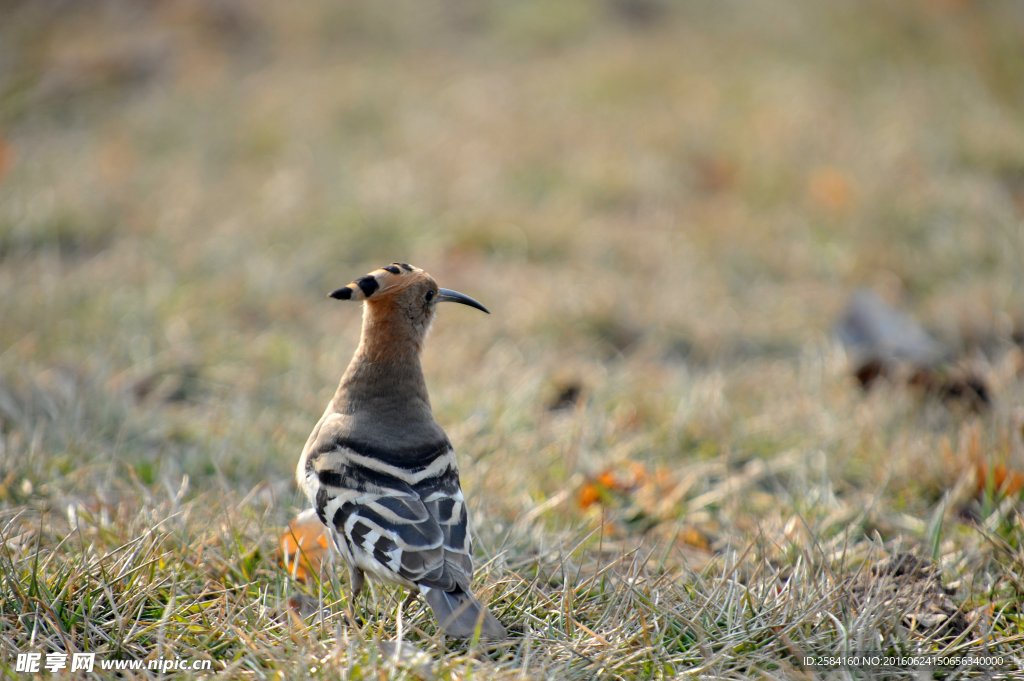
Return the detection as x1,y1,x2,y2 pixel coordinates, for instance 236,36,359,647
329,263,489,346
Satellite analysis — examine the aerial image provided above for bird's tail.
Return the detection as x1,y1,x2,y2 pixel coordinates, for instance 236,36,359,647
421,586,506,640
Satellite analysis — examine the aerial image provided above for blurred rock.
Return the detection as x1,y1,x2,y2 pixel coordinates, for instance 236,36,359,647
837,290,991,409
837,290,947,373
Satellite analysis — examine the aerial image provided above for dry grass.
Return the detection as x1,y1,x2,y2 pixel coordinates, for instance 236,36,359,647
2,0,1024,678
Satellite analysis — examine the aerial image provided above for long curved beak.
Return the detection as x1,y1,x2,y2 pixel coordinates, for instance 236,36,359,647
437,288,490,314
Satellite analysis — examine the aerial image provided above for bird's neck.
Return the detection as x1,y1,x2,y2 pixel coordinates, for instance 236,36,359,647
333,299,431,413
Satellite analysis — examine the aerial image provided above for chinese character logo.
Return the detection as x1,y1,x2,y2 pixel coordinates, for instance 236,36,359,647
71,653,96,672
15,653,41,673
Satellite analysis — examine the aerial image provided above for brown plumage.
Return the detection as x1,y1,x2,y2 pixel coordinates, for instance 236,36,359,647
297,263,506,640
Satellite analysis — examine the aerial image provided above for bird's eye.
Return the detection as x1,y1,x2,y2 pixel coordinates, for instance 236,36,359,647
425,290,435,302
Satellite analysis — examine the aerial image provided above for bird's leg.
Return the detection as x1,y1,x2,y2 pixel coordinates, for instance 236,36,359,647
345,567,366,628
349,566,365,598
402,589,420,610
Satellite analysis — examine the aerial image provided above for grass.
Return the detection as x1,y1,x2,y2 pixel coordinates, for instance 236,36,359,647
2,0,1024,678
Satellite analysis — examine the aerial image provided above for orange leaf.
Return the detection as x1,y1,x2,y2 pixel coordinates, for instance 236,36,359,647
280,509,330,583
578,483,602,509
580,463,653,509
597,470,618,489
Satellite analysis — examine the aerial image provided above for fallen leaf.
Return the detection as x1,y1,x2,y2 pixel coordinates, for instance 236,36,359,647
578,483,602,509
578,463,651,510
280,508,330,583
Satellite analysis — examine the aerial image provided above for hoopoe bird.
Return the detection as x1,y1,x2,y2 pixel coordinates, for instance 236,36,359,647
297,263,507,640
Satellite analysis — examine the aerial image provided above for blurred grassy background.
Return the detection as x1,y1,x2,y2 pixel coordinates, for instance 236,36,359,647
2,0,1024,677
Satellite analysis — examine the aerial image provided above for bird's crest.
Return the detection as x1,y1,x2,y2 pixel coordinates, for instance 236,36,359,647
329,263,428,301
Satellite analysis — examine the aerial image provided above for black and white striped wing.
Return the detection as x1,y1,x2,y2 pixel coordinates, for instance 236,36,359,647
310,438,474,591
322,485,446,585
417,475,474,589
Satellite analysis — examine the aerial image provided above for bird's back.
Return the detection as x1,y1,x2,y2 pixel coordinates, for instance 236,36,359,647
297,263,506,639
299,393,474,585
